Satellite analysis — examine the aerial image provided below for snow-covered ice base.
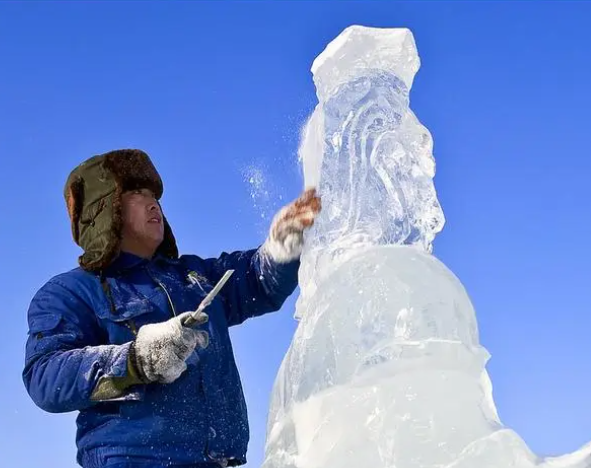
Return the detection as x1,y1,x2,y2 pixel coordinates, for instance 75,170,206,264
261,26,591,468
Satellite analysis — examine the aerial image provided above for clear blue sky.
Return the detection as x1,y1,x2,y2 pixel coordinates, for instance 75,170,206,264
1,1,590,467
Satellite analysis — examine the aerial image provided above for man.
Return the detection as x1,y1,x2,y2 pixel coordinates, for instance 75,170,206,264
22,149,321,468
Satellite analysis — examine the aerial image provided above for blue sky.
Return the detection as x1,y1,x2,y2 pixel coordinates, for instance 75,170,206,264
1,1,590,467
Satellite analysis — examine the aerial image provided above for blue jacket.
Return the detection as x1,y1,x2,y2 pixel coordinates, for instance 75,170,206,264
23,247,299,468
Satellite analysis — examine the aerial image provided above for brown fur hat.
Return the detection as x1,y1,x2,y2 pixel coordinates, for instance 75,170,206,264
64,149,178,272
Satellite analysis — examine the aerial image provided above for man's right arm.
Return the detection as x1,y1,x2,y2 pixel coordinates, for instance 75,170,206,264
22,278,141,413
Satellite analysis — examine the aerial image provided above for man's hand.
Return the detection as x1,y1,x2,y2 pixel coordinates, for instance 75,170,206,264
263,188,322,263
130,312,209,384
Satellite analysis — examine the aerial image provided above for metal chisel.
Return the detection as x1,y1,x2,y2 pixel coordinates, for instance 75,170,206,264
182,269,235,327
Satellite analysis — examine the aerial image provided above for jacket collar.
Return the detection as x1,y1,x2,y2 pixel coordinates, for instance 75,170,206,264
106,251,149,274
105,250,180,275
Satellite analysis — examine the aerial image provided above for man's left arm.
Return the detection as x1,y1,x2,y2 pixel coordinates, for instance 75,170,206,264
202,188,321,326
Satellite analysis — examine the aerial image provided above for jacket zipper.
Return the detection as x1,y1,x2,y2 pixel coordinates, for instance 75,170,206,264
157,279,177,318
126,320,138,336
145,267,178,318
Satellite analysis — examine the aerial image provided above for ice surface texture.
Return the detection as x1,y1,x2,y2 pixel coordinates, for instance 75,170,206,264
262,26,591,468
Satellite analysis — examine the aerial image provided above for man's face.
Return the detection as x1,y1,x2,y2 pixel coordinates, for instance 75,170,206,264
120,188,165,256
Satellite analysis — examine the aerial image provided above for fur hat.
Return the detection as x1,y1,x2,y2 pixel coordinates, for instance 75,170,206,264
64,149,178,272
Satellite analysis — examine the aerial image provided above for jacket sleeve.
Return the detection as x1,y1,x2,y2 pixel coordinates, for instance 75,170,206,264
200,245,301,327
22,278,140,414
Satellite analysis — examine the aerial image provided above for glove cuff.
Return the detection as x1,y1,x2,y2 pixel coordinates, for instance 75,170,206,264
128,340,152,384
262,235,303,263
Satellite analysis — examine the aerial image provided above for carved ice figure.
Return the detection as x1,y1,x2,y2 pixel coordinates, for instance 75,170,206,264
262,25,591,468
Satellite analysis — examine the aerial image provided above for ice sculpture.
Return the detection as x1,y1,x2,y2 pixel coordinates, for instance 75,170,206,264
261,26,591,468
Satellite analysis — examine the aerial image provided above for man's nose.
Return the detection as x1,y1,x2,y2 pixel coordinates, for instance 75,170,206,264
147,200,159,212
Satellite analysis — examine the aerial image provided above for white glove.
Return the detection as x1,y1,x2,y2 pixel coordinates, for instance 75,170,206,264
130,311,209,384
263,188,322,263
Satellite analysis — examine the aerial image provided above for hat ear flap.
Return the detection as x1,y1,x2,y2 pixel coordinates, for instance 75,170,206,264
65,176,85,243
158,215,179,259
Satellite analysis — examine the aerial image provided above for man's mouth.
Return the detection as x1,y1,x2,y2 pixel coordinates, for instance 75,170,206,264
148,216,162,224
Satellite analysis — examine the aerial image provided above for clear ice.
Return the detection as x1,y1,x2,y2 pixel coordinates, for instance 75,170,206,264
262,26,591,468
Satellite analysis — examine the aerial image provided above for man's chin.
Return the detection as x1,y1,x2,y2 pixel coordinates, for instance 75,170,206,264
145,226,165,241
143,235,164,252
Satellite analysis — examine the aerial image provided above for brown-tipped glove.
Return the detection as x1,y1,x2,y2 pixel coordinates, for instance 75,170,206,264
263,188,322,263
129,311,209,384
